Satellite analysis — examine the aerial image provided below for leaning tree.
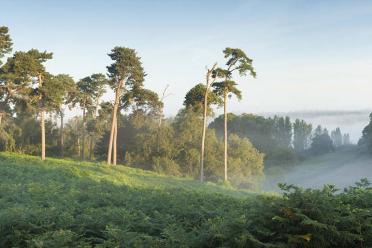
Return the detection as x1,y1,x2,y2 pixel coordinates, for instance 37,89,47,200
212,48,256,182
183,75,221,182
106,47,145,165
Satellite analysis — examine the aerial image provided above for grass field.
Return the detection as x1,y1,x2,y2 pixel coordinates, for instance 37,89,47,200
0,152,371,247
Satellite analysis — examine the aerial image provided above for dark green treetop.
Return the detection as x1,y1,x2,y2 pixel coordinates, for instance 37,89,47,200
0,26,12,64
183,83,221,113
107,47,145,89
69,73,107,113
212,48,256,99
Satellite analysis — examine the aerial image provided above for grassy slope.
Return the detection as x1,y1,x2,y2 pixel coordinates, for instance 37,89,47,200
0,152,271,247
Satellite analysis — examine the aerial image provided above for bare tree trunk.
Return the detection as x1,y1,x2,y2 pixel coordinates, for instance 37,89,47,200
81,107,86,160
107,80,123,164
0,113,3,126
200,93,208,183
200,64,217,183
60,110,64,157
113,117,117,165
224,92,228,182
41,109,46,160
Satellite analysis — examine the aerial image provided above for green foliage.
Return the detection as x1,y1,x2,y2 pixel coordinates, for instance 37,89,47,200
107,47,145,88
310,126,334,155
183,83,221,114
69,73,106,112
0,153,371,247
93,108,264,187
0,26,12,64
331,127,343,147
359,113,372,153
212,48,256,100
210,113,298,166
293,119,312,153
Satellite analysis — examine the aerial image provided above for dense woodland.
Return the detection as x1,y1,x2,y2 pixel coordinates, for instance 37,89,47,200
0,26,362,188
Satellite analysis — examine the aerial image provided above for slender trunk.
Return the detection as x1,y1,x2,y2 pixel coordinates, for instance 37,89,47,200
38,74,46,161
157,111,162,154
81,107,86,160
0,113,3,126
40,110,46,160
60,111,64,157
107,80,123,164
224,91,228,182
89,137,93,160
200,90,208,183
113,117,117,165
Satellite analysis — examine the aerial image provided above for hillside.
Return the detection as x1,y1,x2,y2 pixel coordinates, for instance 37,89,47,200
0,153,371,247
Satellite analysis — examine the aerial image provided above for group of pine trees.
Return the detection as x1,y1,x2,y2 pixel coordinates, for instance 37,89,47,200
0,26,359,187
0,26,264,186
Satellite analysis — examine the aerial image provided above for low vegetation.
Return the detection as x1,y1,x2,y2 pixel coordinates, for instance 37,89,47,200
0,153,371,247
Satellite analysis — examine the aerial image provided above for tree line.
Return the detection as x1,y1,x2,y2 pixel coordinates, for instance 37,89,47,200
0,26,264,187
0,26,356,187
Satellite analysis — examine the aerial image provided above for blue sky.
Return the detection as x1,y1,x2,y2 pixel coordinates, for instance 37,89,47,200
2,0,372,116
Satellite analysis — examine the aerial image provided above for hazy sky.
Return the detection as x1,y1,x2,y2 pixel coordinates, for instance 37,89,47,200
2,0,372,116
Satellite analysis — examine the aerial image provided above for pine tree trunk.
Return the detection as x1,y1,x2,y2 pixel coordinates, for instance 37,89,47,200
38,74,46,161
60,111,64,157
41,110,46,160
224,92,228,182
81,107,86,160
107,80,123,164
113,117,117,165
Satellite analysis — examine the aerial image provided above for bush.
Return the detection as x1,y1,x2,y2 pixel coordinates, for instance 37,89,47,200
152,156,182,176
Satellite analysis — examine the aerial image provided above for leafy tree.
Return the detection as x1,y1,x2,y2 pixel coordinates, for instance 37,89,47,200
210,113,298,166
0,26,13,124
69,73,106,160
106,47,145,165
182,69,221,182
50,74,76,157
0,26,12,65
293,119,312,153
359,113,372,152
273,116,292,148
0,49,53,160
343,133,351,146
310,126,334,155
212,48,256,182
331,127,343,147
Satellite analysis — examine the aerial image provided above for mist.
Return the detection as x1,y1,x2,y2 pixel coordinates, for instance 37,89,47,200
264,147,372,191
262,110,371,143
